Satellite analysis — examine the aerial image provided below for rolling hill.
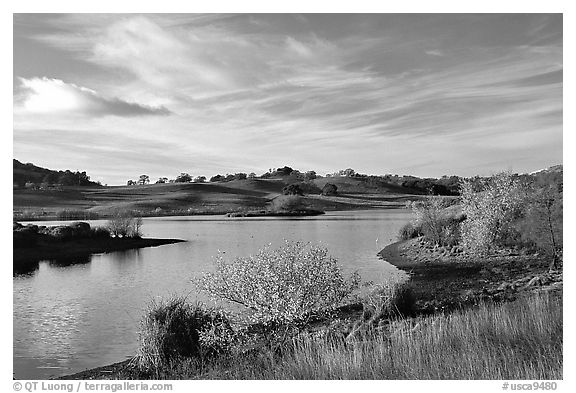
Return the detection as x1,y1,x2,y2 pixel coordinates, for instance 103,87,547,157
13,162,427,219
13,159,101,188
14,159,562,220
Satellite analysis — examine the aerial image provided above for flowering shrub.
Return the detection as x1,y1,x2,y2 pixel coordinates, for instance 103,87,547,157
460,172,526,254
197,241,361,327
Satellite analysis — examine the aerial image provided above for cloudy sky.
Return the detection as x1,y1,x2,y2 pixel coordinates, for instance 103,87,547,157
13,14,562,185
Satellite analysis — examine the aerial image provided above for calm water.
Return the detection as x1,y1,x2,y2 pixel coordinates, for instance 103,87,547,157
13,209,411,379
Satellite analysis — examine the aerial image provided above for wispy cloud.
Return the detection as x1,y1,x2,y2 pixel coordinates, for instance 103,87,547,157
425,49,444,57
16,77,171,117
13,14,562,183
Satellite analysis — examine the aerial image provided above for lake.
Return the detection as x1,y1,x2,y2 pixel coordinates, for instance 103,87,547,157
13,209,411,379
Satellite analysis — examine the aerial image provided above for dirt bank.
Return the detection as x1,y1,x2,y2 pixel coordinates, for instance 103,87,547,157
378,237,562,314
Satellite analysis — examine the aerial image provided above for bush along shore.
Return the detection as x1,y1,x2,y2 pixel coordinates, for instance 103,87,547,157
13,219,184,275
53,171,563,380
59,239,562,380
58,278,562,380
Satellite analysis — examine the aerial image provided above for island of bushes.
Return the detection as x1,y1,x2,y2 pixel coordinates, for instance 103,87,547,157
13,215,183,275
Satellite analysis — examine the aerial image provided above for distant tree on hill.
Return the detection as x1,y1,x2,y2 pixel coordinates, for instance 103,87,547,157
429,183,456,196
338,168,356,177
175,173,192,183
57,170,92,186
127,180,136,186
42,173,58,185
13,159,99,188
283,183,304,196
234,173,247,180
322,183,338,196
436,175,461,195
225,174,235,182
193,176,206,183
270,195,306,212
156,177,168,184
297,181,322,195
288,170,304,182
210,175,224,182
275,166,294,176
304,171,317,181
138,175,150,185
248,172,257,179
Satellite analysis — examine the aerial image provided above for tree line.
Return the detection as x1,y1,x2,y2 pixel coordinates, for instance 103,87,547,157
124,165,461,196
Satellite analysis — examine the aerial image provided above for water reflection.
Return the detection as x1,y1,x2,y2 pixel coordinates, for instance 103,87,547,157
48,254,92,268
14,210,411,379
108,249,143,274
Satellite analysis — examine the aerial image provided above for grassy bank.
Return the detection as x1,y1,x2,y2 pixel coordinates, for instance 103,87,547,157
61,292,562,380
197,293,562,380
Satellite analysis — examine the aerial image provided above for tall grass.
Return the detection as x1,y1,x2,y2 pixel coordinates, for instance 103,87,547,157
191,293,562,380
134,297,235,378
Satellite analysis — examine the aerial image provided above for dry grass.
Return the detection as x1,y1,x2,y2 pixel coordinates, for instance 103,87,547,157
186,292,562,380
134,296,234,378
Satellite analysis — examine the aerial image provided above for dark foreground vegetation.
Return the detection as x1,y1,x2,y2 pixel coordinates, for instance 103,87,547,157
62,291,561,380
61,233,562,380
13,216,184,275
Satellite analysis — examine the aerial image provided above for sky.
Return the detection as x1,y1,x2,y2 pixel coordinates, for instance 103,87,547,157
13,13,562,185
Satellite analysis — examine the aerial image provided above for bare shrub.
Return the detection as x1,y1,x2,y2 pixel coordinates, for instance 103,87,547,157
408,198,462,246
518,184,563,269
106,211,143,238
460,172,526,254
398,221,423,241
196,241,360,328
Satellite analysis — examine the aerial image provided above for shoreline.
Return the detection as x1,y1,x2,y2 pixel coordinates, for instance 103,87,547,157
14,205,405,222
226,209,325,217
378,238,562,314
14,237,185,275
48,237,562,380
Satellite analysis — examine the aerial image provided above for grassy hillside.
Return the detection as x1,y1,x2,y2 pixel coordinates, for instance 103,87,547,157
13,159,100,187
14,159,562,220
13,159,433,219
13,177,422,219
